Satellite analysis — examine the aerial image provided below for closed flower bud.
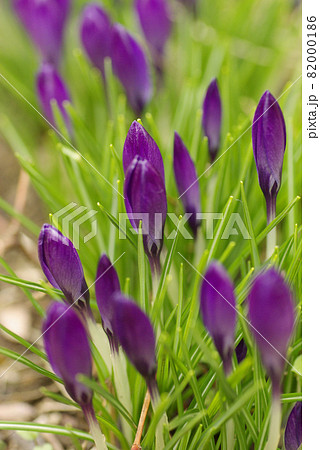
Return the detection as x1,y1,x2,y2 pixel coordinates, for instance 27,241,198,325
200,261,236,374
173,132,200,236
95,254,121,352
248,268,294,390
123,120,165,182
135,0,171,74
43,302,93,407
38,224,91,315
111,24,152,115
13,0,70,67
124,156,167,274
80,3,113,77
284,402,302,450
202,78,222,162
112,293,158,397
252,90,286,222
36,63,72,134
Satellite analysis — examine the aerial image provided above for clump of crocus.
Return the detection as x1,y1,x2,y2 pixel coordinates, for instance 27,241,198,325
13,0,70,67
123,120,165,182
248,267,295,450
124,156,167,275
38,224,91,317
95,254,121,352
111,24,152,115
135,0,171,77
43,302,106,449
80,3,113,78
112,293,158,398
173,132,200,237
202,78,222,162
252,90,286,224
36,63,72,135
200,261,236,375
284,402,302,450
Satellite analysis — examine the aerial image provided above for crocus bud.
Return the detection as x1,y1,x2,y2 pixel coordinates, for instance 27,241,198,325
284,402,302,450
80,3,113,77
173,132,200,236
248,268,294,391
95,254,121,352
124,156,167,274
43,302,93,408
112,293,158,397
36,63,72,134
123,120,165,182
135,0,171,75
38,224,91,315
202,78,222,162
13,0,70,67
252,90,286,222
200,261,236,374
235,338,247,364
111,24,152,115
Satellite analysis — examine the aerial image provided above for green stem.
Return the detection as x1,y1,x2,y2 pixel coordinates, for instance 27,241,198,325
265,388,281,450
266,197,277,259
83,403,108,450
149,379,167,450
87,320,112,374
110,350,133,443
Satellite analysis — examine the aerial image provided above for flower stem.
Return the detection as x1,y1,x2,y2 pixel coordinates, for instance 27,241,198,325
148,378,167,450
266,196,277,259
111,350,133,443
131,390,151,450
83,403,108,450
265,388,281,450
87,319,112,374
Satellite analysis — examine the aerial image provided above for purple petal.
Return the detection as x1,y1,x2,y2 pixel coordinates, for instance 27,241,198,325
285,402,302,450
112,293,157,381
135,0,171,56
123,121,165,182
252,90,286,221
111,24,152,115
43,302,93,406
200,261,236,373
95,254,120,351
80,3,113,76
202,78,222,162
124,156,167,268
13,0,70,67
38,224,90,312
36,63,72,134
173,132,200,236
248,268,295,387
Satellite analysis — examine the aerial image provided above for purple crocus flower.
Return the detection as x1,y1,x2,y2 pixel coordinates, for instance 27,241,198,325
80,3,113,77
235,338,247,364
135,0,171,74
36,63,72,134
112,293,158,398
13,0,70,67
285,402,302,450
111,24,152,115
252,90,286,223
248,268,295,392
43,302,93,410
202,78,222,162
95,254,121,352
123,121,165,182
124,156,167,274
173,132,200,236
38,224,91,315
200,261,236,374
